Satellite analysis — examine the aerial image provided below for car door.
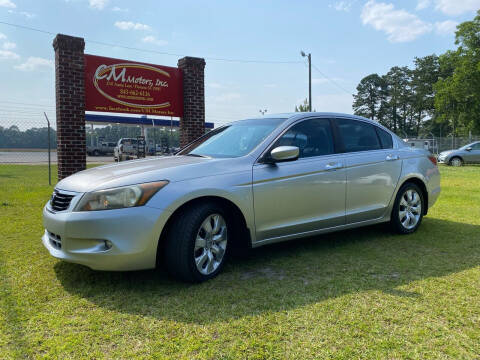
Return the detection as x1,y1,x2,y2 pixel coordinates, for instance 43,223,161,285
252,118,346,242
334,118,402,224
465,142,480,163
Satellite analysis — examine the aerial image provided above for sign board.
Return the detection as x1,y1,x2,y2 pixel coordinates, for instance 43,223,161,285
84,54,183,117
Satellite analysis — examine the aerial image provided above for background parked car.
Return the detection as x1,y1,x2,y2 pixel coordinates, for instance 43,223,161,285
437,141,480,166
87,142,117,156
113,138,138,161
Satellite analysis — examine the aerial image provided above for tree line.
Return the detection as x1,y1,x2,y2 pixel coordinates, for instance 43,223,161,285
0,125,57,149
353,10,480,138
87,125,179,148
0,124,180,149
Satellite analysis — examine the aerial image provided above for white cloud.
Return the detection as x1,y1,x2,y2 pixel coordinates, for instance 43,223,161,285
435,20,458,34
112,6,128,12
14,57,54,71
114,21,151,31
0,50,19,60
434,0,480,15
329,1,356,12
2,41,16,50
0,33,6,40
141,35,168,46
89,0,108,10
361,1,432,42
416,0,431,10
0,0,16,8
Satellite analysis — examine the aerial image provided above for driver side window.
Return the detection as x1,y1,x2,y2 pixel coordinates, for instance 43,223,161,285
274,119,334,158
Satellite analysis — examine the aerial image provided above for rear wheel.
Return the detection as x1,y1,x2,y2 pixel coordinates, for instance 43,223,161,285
93,150,100,156
390,183,424,234
165,203,229,282
449,157,463,167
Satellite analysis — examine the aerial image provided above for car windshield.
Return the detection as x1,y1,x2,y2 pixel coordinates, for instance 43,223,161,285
178,118,285,158
460,142,478,150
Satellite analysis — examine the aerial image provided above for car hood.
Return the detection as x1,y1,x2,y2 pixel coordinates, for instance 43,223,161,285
439,150,454,156
56,156,246,193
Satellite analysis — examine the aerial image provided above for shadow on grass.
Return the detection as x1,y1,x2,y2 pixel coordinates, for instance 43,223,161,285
54,217,480,324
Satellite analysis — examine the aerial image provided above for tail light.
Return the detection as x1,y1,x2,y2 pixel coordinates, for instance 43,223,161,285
428,155,437,166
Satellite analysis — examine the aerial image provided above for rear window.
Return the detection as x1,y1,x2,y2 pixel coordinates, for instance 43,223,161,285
375,127,393,149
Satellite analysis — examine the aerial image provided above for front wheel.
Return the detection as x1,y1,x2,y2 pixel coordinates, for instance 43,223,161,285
164,203,229,282
449,157,463,167
390,183,424,234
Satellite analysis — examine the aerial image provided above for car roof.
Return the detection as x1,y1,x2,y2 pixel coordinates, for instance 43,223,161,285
228,112,379,127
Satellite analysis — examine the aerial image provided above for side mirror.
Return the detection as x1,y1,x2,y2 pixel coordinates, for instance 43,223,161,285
466,147,472,151
270,146,299,162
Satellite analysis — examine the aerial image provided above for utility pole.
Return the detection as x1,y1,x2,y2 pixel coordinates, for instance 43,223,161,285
301,51,312,111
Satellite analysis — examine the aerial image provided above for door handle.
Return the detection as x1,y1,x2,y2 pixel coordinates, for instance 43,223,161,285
325,162,343,170
386,154,400,161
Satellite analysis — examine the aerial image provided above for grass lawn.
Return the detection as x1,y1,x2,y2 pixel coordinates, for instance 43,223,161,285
1,164,479,359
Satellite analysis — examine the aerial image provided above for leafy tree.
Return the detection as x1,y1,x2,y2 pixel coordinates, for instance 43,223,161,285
382,66,412,134
433,12,480,135
352,11,480,137
411,55,439,136
352,74,386,122
295,98,314,112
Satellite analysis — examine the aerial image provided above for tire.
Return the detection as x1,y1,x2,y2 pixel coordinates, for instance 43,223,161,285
93,150,100,156
449,157,463,167
390,182,425,234
164,202,230,282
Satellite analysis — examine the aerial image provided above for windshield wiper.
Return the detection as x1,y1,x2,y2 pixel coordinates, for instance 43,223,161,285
184,153,208,158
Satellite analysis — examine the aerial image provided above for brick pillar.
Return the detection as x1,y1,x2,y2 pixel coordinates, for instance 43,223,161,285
177,56,206,147
53,34,86,180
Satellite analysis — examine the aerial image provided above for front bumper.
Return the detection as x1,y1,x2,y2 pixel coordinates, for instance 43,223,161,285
42,204,171,271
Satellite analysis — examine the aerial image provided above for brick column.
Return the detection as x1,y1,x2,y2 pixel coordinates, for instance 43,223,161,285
177,56,206,147
53,34,86,180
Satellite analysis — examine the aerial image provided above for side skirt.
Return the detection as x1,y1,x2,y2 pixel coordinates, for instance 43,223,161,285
251,216,390,248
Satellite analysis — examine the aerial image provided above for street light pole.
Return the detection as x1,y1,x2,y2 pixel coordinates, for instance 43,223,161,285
301,51,312,111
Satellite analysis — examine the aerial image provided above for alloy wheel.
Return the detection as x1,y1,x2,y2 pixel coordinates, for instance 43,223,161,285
398,189,422,230
194,213,228,275
450,158,462,167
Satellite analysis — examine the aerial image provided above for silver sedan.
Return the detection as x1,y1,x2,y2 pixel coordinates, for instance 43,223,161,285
42,113,441,282
437,141,480,166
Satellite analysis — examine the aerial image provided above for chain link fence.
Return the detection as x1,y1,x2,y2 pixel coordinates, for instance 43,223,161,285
403,136,480,154
0,107,183,185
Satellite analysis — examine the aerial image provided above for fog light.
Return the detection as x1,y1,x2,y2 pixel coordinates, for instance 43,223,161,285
104,240,112,250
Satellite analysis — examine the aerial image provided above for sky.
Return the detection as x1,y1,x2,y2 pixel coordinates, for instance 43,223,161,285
0,0,479,128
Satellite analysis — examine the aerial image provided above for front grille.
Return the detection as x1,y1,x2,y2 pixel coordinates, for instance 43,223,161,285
48,231,62,249
51,191,74,211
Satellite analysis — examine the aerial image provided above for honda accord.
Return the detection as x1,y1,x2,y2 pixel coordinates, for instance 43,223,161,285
42,113,441,282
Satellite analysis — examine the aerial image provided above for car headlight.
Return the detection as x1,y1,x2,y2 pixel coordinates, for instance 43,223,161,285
74,181,169,211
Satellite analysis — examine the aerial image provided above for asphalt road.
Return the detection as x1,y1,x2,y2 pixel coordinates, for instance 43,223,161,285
0,151,114,164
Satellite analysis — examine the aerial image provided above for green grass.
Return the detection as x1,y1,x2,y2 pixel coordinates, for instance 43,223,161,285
1,164,479,359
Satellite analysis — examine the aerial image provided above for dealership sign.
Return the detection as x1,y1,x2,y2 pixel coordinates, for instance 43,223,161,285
84,54,183,117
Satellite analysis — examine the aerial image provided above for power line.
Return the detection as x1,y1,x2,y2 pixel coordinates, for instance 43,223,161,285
310,63,353,95
0,20,303,64
0,100,55,108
